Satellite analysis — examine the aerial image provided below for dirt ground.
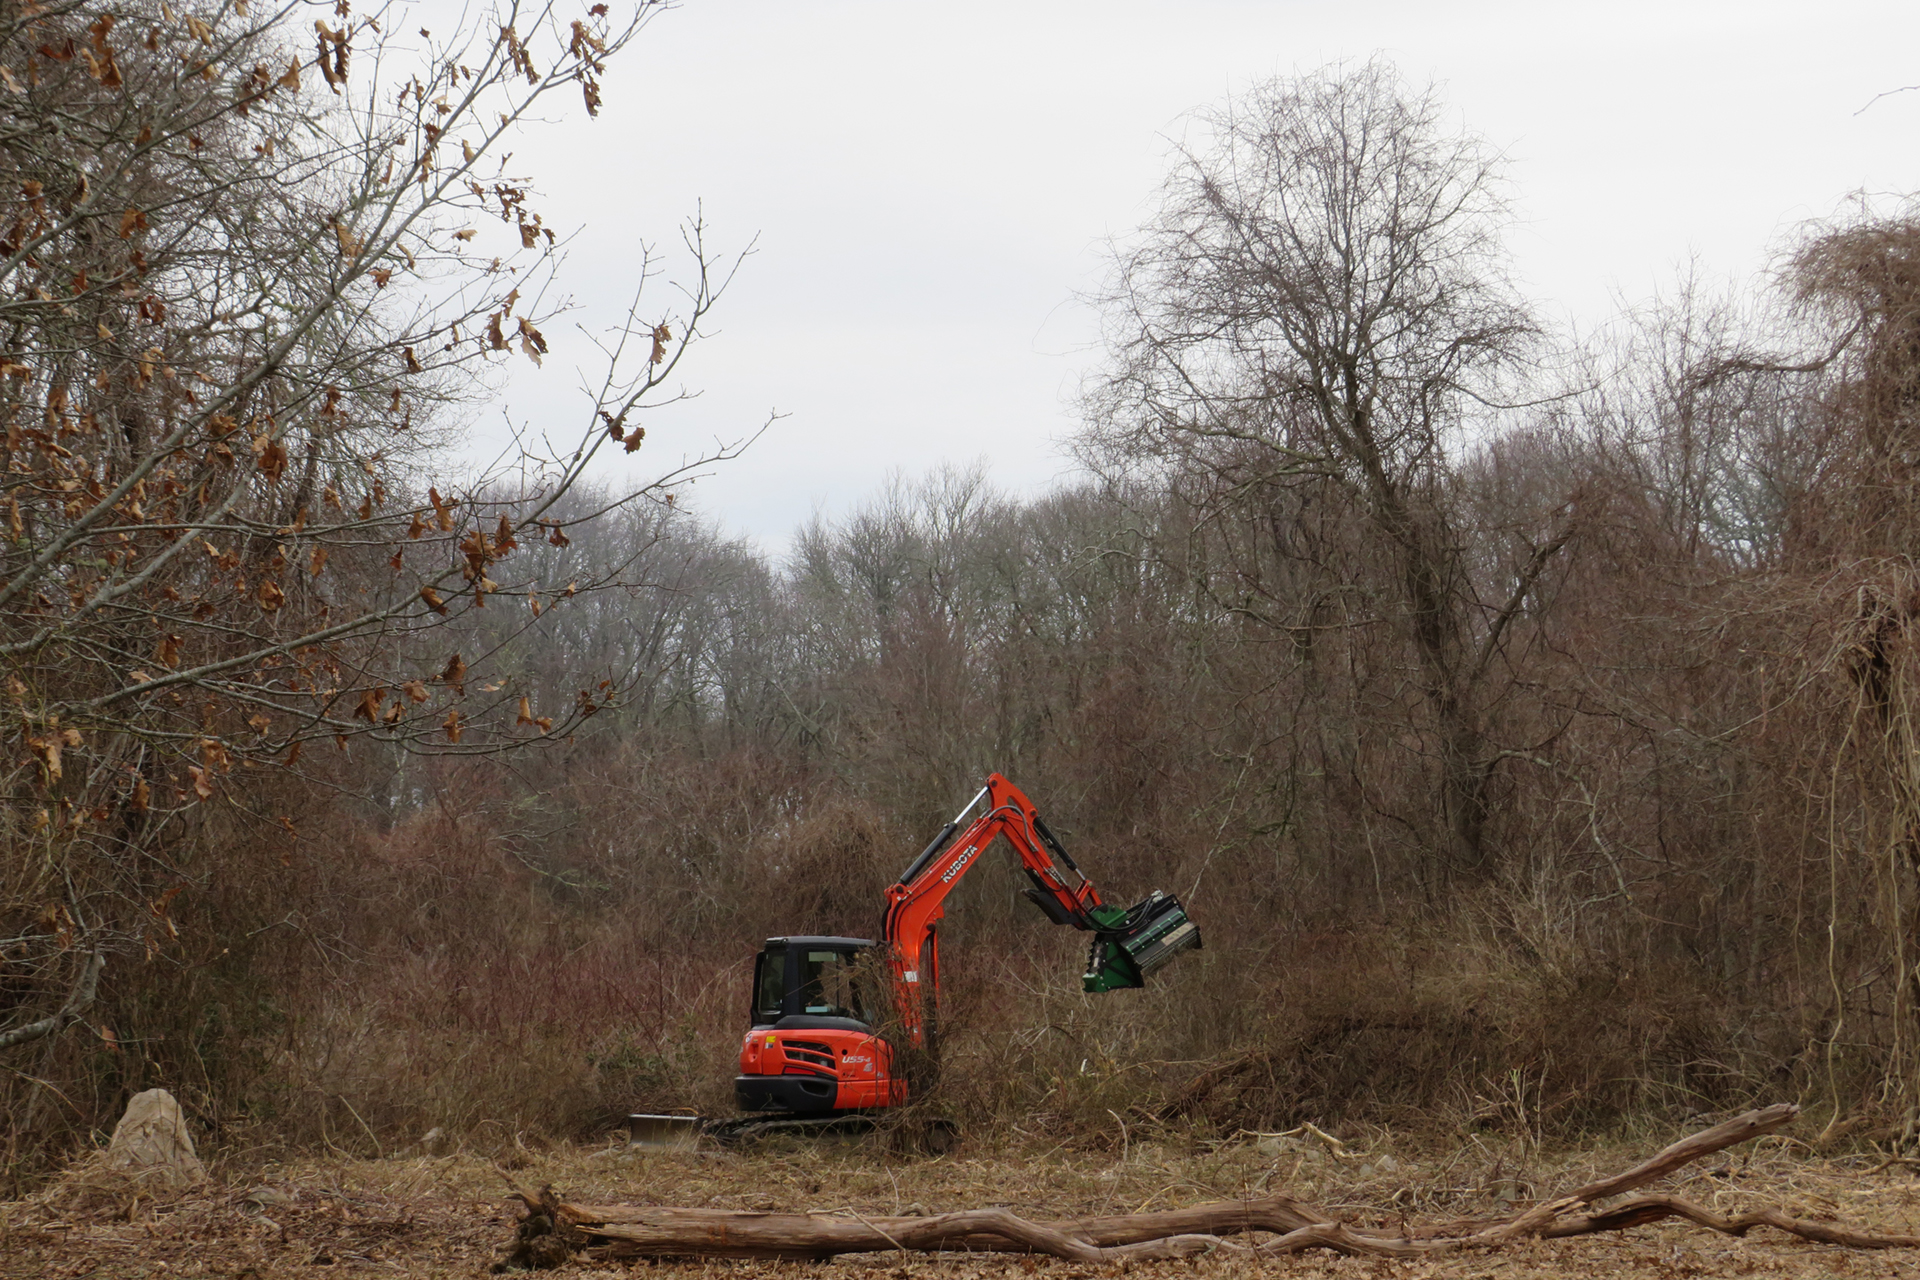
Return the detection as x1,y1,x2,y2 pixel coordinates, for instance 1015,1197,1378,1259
5,1124,1919,1278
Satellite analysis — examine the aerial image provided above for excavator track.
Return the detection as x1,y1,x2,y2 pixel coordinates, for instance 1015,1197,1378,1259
703,1113,877,1146
701,1112,959,1153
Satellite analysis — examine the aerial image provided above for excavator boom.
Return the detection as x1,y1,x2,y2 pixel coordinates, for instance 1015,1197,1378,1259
882,773,1201,1041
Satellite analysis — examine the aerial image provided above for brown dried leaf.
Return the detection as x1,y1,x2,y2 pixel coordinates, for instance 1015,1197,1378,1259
255,436,288,482
316,31,341,90
516,317,546,366
27,734,62,782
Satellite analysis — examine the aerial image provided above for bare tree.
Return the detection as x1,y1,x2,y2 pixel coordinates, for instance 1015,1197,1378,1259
1085,61,1564,877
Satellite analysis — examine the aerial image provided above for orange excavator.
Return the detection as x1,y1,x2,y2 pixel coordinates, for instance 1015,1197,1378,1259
721,774,1200,1141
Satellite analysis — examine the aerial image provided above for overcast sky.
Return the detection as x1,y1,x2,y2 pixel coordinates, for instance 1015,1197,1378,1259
463,0,1920,553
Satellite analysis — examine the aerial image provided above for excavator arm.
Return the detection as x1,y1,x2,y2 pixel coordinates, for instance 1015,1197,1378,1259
881,774,1201,1046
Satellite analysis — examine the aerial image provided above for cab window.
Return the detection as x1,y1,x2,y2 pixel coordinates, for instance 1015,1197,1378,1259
799,949,869,1021
752,946,787,1025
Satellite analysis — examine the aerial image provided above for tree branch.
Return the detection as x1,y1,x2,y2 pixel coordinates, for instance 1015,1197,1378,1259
0,949,105,1054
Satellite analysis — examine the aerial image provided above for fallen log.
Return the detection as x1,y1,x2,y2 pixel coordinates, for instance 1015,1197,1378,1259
493,1103,1920,1270
556,1192,1333,1249
1541,1196,1920,1248
1566,1103,1800,1203
1406,1100,1803,1238
563,1199,1338,1263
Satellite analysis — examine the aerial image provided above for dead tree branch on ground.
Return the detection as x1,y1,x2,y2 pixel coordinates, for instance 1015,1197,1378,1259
495,1103,1920,1268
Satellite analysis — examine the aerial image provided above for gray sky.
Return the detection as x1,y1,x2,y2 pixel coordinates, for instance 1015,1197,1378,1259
469,0,1920,552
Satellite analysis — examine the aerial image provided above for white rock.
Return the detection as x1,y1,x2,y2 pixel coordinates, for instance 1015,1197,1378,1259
106,1088,206,1183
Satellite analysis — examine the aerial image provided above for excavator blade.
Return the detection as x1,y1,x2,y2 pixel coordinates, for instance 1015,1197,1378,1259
1082,890,1202,993
627,1113,702,1151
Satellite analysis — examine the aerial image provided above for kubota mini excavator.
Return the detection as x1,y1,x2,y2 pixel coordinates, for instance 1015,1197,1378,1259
724,774,1200,1139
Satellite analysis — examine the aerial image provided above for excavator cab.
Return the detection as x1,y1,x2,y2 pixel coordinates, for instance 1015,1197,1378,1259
750,937,876,1029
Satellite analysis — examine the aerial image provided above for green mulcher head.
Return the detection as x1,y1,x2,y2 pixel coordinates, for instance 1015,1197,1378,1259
1082,890,1202,993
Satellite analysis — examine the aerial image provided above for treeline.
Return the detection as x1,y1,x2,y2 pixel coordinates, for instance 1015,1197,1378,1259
6,15,1920,1173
